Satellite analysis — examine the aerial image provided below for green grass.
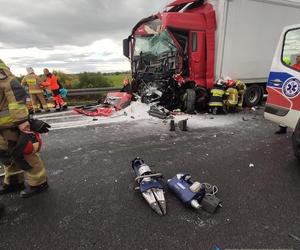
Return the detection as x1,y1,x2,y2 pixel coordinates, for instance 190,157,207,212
103,73,131,87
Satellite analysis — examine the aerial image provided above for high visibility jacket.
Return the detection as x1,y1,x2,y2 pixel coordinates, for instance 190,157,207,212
225,87,238,107
21,73,44,94
209,87,225,107
41,74,60,91
0,61,28,129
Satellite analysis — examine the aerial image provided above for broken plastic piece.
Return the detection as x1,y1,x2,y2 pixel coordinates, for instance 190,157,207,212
170,120,175,131
178,119,188,131
148,106,170,119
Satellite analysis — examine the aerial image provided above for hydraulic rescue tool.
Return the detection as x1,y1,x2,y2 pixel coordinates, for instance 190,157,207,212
132,157,166,215
168,173,221,213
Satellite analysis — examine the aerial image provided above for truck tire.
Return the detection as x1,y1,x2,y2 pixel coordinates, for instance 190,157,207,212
183,89,196,114
292,119,300,161
244,84,263,107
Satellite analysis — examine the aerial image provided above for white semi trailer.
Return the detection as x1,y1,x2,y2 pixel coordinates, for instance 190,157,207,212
211,0,300,106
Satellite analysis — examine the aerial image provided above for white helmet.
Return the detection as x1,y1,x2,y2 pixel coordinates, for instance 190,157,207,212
26,67,34,74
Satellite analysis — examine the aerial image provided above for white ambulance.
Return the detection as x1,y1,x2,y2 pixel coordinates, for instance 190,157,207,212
265,24,300,160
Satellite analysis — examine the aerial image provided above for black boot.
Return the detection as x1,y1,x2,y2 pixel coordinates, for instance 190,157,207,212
0,203,4,218
20,182,48,198
61,104,68,111
0,183,25,195
275,126,287,134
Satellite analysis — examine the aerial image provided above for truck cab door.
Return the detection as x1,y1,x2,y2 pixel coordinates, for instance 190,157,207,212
189,31,206,87
265,25,300,130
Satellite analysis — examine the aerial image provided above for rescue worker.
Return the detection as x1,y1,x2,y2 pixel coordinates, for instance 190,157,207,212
21,67,50,113
208,79,226,115
41,68,67,112
0,59,48,197
121,75,131,93
224,80,238,112
235,80,247,111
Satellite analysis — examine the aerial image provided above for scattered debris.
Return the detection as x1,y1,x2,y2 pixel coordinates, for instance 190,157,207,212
178,119,188,131
74,92,132,117
171,109,185,116
289,233,300,242
148,105,170,119
170,120,175,131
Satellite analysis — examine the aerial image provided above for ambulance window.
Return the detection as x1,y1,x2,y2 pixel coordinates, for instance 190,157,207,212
282,28,300,72
192,32,197,52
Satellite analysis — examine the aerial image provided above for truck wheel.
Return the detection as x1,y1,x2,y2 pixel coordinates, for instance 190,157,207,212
183,89,196,114
244,84,263,107
292,119,300,161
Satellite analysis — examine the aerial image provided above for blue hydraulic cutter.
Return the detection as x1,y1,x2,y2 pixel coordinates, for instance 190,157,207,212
132,157,166,215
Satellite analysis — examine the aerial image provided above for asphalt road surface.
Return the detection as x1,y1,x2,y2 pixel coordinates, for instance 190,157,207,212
0,109,299,250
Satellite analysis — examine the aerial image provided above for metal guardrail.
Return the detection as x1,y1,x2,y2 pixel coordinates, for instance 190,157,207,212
67,87,122,96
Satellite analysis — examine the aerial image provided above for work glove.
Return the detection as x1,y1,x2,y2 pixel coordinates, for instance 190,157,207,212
29,119,51,133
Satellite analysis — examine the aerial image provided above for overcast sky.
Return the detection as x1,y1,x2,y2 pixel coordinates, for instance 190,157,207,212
0,0,170,76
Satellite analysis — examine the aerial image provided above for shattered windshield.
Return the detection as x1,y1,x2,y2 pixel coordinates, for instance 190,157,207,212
133,20,177,57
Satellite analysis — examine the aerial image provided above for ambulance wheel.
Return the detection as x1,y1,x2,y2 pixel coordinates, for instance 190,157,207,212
244,84,263,107
183,89,196,114
292,119,300,161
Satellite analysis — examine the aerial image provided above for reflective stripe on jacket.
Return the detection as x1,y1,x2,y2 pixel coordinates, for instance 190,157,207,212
209,88,225,107
0,74,28,129
225,87,238,106
21,73,43,94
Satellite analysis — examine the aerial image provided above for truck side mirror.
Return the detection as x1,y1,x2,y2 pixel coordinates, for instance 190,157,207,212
123,38,130,58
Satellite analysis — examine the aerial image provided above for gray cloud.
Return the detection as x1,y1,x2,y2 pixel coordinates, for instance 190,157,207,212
1,0,170,48
0,0,170,74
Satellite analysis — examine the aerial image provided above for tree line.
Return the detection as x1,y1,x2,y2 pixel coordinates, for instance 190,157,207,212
16,71,130,89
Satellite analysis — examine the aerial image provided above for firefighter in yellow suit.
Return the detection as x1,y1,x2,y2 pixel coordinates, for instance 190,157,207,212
21,67,50,113
235,80,247,111
0,59,48,198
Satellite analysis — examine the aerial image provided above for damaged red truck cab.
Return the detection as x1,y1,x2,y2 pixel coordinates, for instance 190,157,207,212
123,0,217,111
159,0,217,89
124,1,216,88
